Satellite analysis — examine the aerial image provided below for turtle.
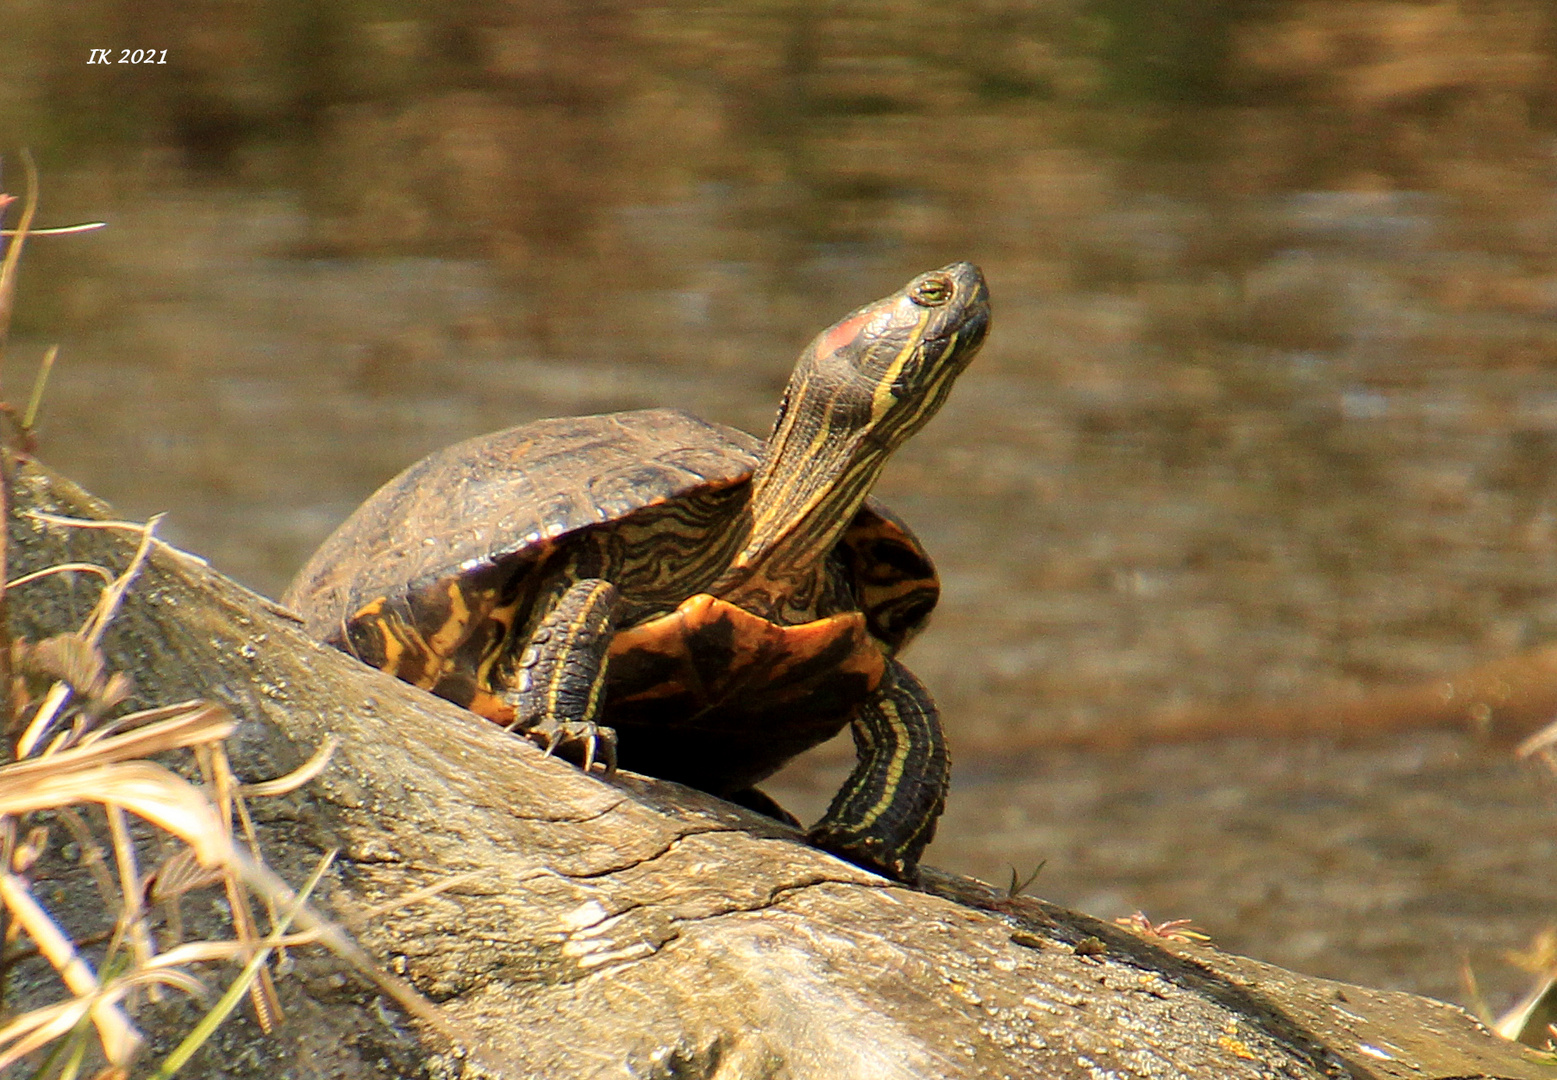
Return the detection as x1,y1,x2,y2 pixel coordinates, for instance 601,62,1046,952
284,262,990,880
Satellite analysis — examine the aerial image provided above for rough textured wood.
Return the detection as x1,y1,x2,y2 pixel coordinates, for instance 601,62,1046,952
8,460,1548,1080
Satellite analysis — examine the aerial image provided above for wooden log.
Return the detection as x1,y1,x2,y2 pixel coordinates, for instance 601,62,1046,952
7,459,1546,1079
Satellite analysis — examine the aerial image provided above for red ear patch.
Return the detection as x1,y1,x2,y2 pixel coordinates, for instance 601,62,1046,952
818,311,872,360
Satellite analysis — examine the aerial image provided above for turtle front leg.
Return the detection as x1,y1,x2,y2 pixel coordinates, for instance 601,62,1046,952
807,661,949,882
499,578,621,773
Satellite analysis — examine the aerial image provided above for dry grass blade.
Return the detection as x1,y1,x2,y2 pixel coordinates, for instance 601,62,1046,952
0,222,104,238
218,744,290,981
1496,974,1557,1045
1,703,233,782
6,562,115,590
12,681,67,758
77,514,161,650
0,746,245,1071
0,873,140,1068
0,963,208,1075
148,851,336,1080
195,742,282,1033
25,511,176,535
105,806,156,984
0,761,231,867
146,936,313,970
112,966,207,999
1491,928,1557,1046
0,957,207,1078
13,514,164,759
239,737,337,798
78,699,227,747
0,996,94,1071
1515,717,1557,761
0,149,39,358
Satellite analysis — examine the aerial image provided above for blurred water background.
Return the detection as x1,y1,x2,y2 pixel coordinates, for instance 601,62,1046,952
5,0,1557,1015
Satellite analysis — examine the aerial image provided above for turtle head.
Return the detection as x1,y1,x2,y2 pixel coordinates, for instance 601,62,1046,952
716,262,990,622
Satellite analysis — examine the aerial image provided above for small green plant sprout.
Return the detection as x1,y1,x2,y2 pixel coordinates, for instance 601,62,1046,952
1005,859,1046,898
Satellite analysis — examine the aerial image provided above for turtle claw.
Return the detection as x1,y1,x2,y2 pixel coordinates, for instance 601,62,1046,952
529,720,618,776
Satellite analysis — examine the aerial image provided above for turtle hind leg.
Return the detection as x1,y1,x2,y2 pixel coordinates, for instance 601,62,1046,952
725,786,803,829
500,577,621,774
807,661,949,882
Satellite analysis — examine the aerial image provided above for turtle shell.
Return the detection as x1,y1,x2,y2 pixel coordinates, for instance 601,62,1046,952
285,407,939,688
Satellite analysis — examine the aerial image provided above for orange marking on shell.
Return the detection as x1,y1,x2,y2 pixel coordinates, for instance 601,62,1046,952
466,690,515,725
608,593,887,710
423,580,474,672
349,597,427,682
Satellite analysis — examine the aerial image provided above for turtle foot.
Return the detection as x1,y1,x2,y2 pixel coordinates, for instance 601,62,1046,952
522,720,618,776
807,824,916,883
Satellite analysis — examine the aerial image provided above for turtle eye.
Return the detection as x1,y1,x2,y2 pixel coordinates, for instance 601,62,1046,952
910,276,952,307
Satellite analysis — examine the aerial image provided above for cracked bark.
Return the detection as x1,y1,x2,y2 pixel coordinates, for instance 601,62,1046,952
5,459,1547,1080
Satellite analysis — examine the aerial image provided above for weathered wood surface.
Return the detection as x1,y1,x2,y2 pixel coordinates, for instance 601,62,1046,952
9,460,1548,1080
